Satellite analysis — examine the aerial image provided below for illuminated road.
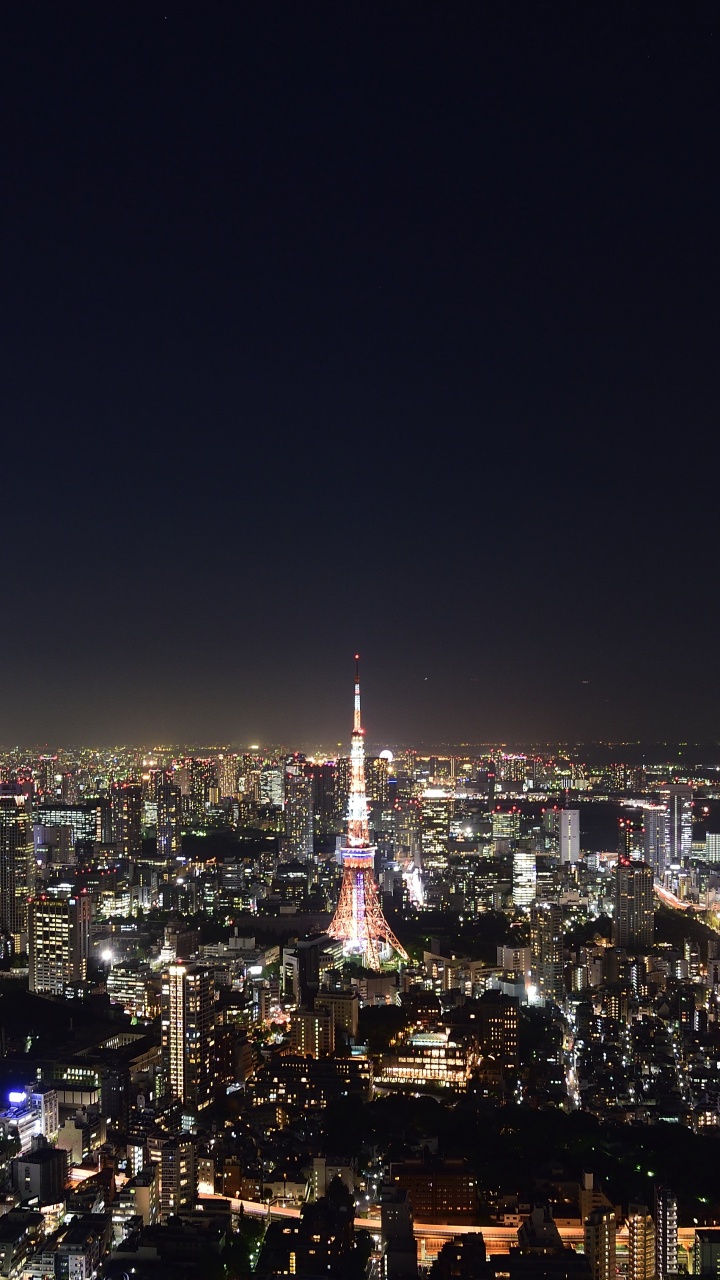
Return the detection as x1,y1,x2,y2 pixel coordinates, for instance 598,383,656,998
222,1199,696,1258
654,881,692,910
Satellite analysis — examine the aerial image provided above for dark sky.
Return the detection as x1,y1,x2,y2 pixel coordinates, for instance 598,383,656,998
2,3,719,748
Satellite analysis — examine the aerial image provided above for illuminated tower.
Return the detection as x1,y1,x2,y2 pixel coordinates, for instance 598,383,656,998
327,659,408,969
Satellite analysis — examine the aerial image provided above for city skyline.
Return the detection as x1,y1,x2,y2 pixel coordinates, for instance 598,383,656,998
2,8,720,1276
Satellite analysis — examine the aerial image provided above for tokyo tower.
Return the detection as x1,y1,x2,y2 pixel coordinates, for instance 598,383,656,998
327,658,408,969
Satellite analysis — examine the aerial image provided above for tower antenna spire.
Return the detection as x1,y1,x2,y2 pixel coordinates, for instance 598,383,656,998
353,654,362,736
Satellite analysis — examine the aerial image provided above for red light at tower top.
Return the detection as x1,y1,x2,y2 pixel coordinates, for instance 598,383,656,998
327,658,408,969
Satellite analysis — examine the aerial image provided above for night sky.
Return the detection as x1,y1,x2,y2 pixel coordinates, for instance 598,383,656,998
2,4,719,748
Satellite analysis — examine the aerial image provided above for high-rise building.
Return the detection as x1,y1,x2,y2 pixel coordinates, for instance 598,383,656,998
618,817,643,860
665,785,692,867
584,1207,616,1280
543,808,560,855
421,795,452,864
28,894,91,994
530,901,564,1004
613,858,654,950
365,757,390,805
161,965,215,1111
512,845,536,907
33,800,111,847
155,1134,197,1222
110,782,142,857
308,762,337,831
284,758,313,859
627,1203,655,1280
156,780,182,861
0,785,35,945
260,764,284,807
476,990,518,1071
559,810,580,864
335,756,351,820
654,1186,677,1280
315,990,360,1039
644,806,667,874
492,811,520,844
705,833,720,863
216,753,238,800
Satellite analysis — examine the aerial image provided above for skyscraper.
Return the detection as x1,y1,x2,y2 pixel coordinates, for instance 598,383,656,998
260,764,284,807
0,784,35,945
618,817,643,860
307,762,337,832
161,964,215,1111
365,756,390,805
529,901,564,1004
643,806,666,874
559,810,580,864
705,832,720,863
665,785,692,867
156,779,182,862
284,757,313,859
654,1186,677,1280
28,893,91,994
110,782,142,857
216,753,239,800
156,1135,197,1222
512,845,536,908
613,857,654,950
627,1204,655,1280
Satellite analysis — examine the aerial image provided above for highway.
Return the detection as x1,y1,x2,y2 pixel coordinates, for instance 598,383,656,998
654,881,692,911
218,1198,696,1261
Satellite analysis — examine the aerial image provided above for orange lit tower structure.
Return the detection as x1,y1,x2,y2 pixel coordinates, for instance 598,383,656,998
327,658,408,969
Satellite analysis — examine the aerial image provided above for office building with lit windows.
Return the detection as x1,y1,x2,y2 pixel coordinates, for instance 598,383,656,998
110,782,142,857
512,845,536,907
530,901,564,1004
665,785,692,867
378,1029,473,1090
0,785,35,945
644,806,667,874
28,893,91,995
289,1010,335,1058
283,758,313,859
161,965,215,1111
156,779,182,861
559,810,580,864
613,858,654,950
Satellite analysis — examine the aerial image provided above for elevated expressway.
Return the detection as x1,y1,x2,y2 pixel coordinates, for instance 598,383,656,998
219,1198,696,1266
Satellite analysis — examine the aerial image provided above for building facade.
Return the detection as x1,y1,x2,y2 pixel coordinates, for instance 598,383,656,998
161,965,215,1111
28,894,91,994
